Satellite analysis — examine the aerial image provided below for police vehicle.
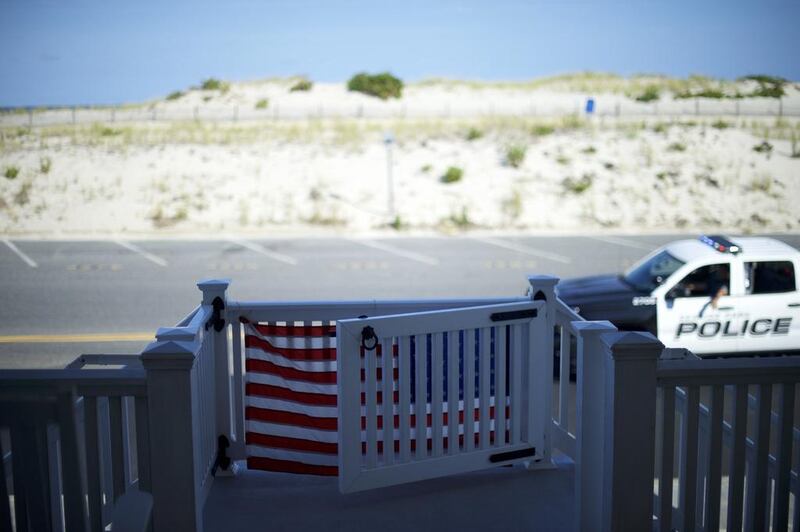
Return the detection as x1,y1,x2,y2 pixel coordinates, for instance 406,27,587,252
556,235,800,356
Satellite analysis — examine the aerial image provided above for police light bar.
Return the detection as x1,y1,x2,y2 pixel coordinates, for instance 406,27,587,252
699,235,741,254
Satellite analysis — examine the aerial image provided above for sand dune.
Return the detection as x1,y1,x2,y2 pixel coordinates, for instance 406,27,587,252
1,78,799,236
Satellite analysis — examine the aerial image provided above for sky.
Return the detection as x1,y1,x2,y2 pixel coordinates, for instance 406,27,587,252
1,0,798,106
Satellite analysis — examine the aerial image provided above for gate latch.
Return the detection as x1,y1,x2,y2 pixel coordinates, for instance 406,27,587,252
361,326,378,351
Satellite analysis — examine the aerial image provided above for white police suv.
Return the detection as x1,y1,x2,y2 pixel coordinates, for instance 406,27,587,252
556,235,800,356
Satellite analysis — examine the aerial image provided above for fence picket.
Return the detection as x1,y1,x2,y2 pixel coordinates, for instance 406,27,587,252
727,384,748,531
9,422,31,531
398,336,411,463
109,396,126,501
680,385,699,529
414,334,427,460
365,339,378,469
659,386,675,531
135,395,151,491
0,434,11,532
558,326,570,429
231,320,246,458
705,384,724,531
431,332,444,457
447,330,459,454
480,327,491,449
749,384,773,530
58,392,87,531
84,396,103,531
381,338,394,465
464,329,476,452
510,324,522,444
495,326,507,446
46,423,64,532
773,383,795,532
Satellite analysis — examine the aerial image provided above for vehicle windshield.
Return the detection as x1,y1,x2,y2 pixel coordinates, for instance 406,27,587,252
623,250,685,292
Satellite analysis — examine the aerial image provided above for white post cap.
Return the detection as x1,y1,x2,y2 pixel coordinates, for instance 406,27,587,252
197,278,230,305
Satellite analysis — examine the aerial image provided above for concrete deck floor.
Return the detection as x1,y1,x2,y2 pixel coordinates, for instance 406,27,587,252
204,457,575,532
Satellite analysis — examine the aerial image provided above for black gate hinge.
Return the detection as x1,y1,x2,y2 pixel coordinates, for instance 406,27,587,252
210,434,231,476
489,447,536,463
490,308,537,322
205,296,226,332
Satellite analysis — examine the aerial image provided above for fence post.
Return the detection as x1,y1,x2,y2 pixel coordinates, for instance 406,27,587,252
197,279,236,472
601,331,662,532
573,320,617,532
526,275,559,468
141,338,203,531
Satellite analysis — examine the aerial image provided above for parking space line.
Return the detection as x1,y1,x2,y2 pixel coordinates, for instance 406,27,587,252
114,240,169,267
2,239,38,268
470,236,571,264
228,239,298,265
0,332,153,344
347,238,439,266
587,235,652,251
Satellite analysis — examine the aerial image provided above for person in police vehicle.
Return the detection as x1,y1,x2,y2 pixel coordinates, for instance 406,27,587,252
673,263,729,317
704,264,730,316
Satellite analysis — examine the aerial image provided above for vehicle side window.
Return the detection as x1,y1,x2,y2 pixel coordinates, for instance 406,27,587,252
669,263,730,298
745,261,796,294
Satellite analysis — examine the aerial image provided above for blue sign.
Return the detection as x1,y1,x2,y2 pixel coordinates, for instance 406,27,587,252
585,98,595,114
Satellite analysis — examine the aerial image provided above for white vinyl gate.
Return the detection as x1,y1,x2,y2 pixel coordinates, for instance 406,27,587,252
336,300,550,493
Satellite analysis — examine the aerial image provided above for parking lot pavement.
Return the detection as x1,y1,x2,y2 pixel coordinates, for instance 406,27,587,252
1,233,798,368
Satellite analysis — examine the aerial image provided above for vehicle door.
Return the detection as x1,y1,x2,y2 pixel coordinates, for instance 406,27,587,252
732,259,800,353
655,261,739,355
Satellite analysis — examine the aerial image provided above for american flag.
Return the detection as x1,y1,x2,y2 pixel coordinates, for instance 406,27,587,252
244,319,506,476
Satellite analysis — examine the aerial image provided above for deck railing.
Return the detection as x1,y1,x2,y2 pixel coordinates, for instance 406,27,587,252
0,355,149,531
572,321,800,532
655,355,800,531
0,281,226,532
4,274,800,531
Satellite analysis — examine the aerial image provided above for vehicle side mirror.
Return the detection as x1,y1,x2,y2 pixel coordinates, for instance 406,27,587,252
665,289,678,308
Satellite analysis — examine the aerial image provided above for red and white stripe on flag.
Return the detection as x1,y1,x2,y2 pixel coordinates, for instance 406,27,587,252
243,320,504,476
244,320,340,476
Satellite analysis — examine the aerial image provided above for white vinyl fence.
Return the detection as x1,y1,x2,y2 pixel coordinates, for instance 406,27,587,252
0,281,228,532
3,274,800,532
0,355,149,532
655,357,800,531
336,299,549,492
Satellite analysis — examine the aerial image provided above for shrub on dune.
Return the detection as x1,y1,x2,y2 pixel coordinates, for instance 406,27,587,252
347,72,403,100
290,78,313,92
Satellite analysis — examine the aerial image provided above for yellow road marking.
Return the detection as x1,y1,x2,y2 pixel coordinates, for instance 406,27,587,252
0,332,154,344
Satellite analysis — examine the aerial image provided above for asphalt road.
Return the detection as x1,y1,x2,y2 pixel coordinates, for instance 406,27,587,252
2,233,799,369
